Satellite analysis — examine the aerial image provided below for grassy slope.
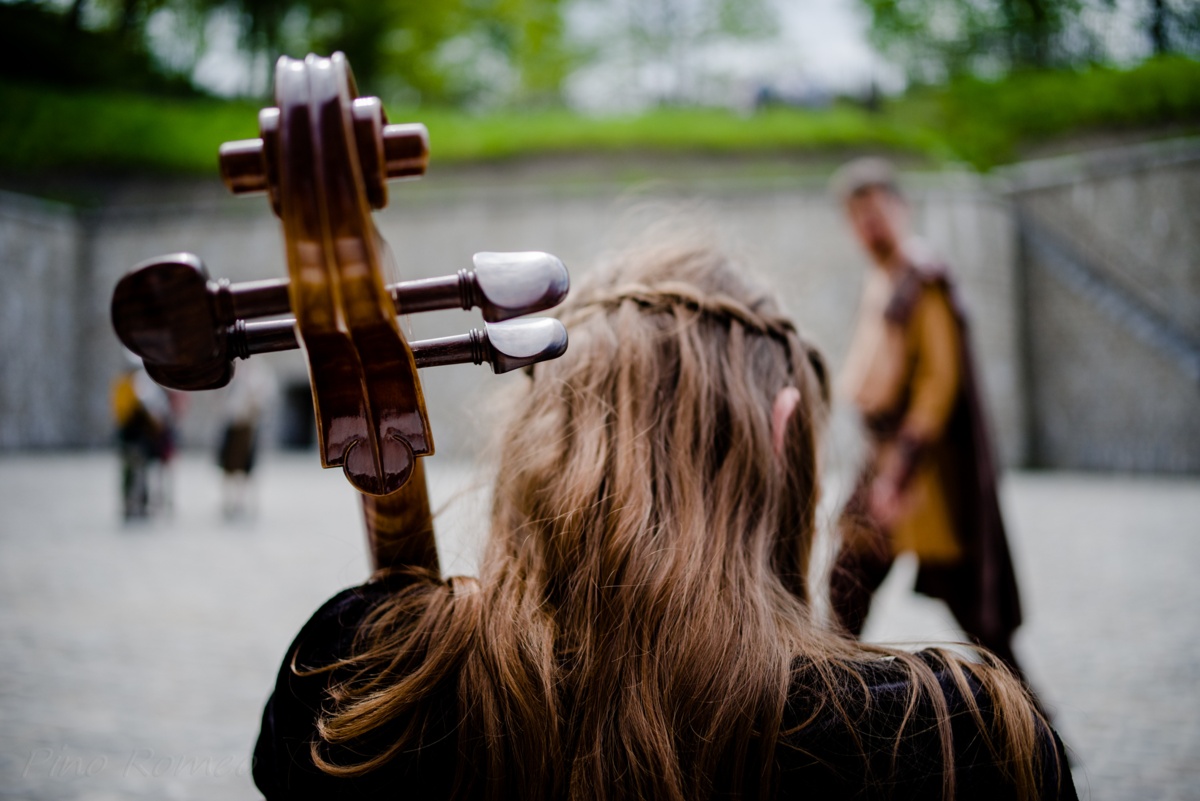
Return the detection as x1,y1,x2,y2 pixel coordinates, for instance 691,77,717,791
1,56,1197,176
0,84,260,174
926,56,1200,166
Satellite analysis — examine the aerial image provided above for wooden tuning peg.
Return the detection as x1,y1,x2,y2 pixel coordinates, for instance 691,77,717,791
110,253,237,390
218,104,429,211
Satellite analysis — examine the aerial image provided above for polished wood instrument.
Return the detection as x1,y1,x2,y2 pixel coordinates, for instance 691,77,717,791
110,52,569,572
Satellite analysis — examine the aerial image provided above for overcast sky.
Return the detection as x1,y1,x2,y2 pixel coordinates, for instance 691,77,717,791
772,0,894,90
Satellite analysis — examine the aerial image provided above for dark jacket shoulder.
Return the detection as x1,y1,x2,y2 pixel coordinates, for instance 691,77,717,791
252,573,448,801
778,653,1076,800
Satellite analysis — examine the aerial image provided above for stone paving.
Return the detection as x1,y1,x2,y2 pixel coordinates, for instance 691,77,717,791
1,451,1197,800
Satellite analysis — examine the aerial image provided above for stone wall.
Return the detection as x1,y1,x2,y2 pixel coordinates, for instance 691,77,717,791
0,191,83,448
21,168,1017,471
2,139,1196,472
1005,139,1200,472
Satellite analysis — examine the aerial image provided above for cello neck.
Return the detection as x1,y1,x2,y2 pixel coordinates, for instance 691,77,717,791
361,458,439,574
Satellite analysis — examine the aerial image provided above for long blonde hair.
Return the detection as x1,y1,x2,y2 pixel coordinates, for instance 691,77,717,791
306,237,1047,800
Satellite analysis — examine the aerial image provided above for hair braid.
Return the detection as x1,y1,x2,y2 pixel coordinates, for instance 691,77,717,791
565,281,829,401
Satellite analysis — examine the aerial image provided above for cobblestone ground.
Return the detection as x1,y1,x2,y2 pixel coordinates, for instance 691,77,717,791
0,452,1197,800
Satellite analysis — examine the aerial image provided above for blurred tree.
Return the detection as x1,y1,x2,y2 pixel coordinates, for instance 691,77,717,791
9,0,571,105
569,0,776,107
63,0,163,36
859,0,1114,82
1144,0,1200,55
205,0,572,104
492,0,573,103
1,1,195,92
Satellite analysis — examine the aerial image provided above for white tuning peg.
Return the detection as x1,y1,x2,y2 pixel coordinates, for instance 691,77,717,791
469,252,570,322
412,318,569,374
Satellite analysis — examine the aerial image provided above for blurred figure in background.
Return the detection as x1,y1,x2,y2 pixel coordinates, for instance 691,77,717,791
217,360,276,520
111,356,173,520
829,158,1028,678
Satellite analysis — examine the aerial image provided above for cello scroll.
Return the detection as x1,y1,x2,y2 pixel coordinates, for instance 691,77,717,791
110,51,570,571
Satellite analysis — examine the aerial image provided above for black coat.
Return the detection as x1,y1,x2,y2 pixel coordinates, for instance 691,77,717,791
253,579,1074,800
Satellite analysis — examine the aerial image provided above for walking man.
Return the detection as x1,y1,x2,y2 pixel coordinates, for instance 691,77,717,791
830,157,1026,675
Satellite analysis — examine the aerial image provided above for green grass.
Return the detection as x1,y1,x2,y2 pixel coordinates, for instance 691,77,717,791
0,84,945,174
414,105,948,162
2,56,1198,176
0,82,260,174
918,55,1200,166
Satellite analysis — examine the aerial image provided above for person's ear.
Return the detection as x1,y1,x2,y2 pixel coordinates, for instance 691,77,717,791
772,386,801,459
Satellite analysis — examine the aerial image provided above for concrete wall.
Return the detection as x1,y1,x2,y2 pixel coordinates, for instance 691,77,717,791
3,167,1019,471
2,139,1196,473
1005,139,1200,472
0,191,83,448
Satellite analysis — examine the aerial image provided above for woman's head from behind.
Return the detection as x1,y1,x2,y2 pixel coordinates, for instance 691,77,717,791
474,235,831,798
490,235,829,615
